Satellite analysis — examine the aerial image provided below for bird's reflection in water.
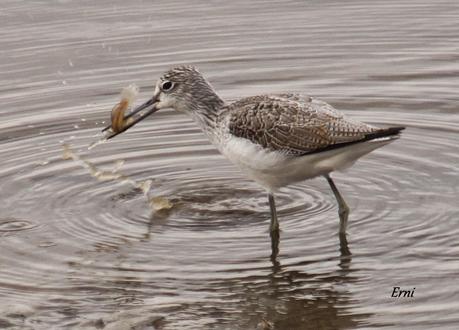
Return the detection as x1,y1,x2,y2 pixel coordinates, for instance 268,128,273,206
202,240,365,330
146,213,366,329
260,222,356,329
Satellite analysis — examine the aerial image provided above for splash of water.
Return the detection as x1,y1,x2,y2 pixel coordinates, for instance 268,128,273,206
62,144,173,211
87,137,107,150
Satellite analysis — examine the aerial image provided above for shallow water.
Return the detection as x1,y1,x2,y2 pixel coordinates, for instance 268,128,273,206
1,0,459,329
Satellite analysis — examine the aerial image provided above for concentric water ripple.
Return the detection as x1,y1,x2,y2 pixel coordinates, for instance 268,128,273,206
1,0,459,329
1,105,457,328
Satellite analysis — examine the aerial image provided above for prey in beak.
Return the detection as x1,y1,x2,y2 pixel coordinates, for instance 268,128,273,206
102,69,186,139
102,93,159,140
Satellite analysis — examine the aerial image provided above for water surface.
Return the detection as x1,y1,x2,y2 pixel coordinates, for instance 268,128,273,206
1,0,459,329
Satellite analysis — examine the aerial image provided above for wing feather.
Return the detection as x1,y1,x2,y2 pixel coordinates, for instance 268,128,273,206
226,94,379,155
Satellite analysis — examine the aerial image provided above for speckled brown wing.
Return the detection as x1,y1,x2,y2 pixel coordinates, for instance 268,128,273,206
227,94,379,155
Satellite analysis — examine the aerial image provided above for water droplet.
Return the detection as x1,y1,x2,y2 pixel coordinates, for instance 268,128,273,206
113,160,125,171
38,241,57,248
36,160,50,166
87,138,107,150
62,143,73,160
139,180,152,195
150,196,174,211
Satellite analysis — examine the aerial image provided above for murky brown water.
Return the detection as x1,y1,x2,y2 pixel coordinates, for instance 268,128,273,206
1,0,459,329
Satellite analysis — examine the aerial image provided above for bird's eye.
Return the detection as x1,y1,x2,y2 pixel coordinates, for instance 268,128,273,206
161,81,174,91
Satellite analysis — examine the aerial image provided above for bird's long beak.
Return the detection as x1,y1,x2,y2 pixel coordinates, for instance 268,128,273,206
102,93,159,140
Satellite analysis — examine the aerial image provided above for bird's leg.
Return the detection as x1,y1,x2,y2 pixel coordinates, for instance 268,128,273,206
325,175,350,234
339,232,351,257
268,193,280,260
268,194,279,233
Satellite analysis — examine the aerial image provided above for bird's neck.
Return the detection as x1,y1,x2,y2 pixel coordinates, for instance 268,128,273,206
188,91,224,128
187,93,225,143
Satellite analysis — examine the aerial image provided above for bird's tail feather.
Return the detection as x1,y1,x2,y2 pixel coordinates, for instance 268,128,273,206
302,126,405,155
363,126,405,141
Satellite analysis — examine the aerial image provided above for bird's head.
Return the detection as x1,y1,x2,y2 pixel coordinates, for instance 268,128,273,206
154,65,215,111
104,65,223,139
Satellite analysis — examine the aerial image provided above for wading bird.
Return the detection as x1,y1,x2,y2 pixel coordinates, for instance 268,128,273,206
103,66,404,254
